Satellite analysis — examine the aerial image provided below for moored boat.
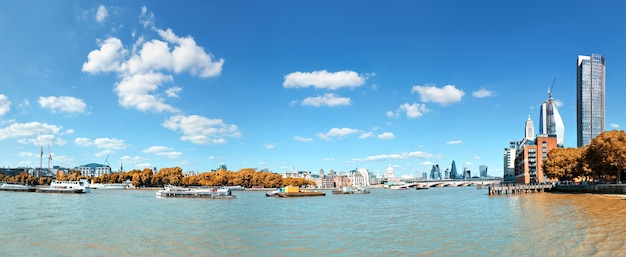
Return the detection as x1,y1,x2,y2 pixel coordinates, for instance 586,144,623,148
156,185,236,199
37,180,90,194
271,186,325,197
332,186,370,194
0,182,36,192
88,183,128,190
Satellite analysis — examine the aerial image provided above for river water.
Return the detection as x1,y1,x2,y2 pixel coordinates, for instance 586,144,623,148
0,187,624,256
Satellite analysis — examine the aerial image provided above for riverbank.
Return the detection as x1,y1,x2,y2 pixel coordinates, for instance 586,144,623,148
554,184,626,194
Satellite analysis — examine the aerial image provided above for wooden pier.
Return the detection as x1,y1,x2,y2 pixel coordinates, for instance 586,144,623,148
488,184,553,195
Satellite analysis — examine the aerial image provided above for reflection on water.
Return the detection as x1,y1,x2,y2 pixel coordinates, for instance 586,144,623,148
0,188,623,256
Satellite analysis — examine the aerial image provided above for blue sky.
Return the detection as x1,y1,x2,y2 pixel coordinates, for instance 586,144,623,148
1,1,626,178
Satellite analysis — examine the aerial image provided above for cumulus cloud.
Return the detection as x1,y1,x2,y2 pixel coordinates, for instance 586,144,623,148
0,94,11,115
294,136,313,142
389,103,430,118
74,137,93,146
351,151,435,162
283,70,366,90
142,145,182,158
96,5,108,23
165,86,182,98
301,93,350,107
0,122,61,141
317,127,359,141
38,96,86,113
264,143,276,149
447,140,463,145
411,84,464,106
74,137,128,150
163,114,241,145
377,132,395,140
472,88,494,98
82,7,224,114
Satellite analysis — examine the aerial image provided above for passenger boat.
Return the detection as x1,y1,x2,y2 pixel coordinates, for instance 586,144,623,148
390,185,410,190
37,180,90,194
270,186,325,197
0,182,36,192
156,185,236,199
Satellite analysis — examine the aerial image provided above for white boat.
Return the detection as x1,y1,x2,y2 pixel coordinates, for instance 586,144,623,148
156,185,236,199
0,182,36,192
88,183,128,190
37,180,90,194
390,185,410,190
353,186,371,194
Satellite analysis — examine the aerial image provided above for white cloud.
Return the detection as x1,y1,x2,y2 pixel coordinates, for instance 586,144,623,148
38,96,87,113
96,5,108,23
82,7,224,114
95,149,115,157
294,136,313,142
611,123,619,129
142,145,182,159
472,88,494,98
447,140,463,145
74,137,128,150
351,151,435,162
317,127,359,141
115,72,178,113
283,70,366,90
264,143,276,149
411,84,464,106
322,157,335,161
359,132,373,139
377,132,395,140
399,103,430,118
165,86,182,98
301,93,350,107
120,155,148,165
82,38,127,74
0,122,61,140
74,137,93,146
156,28,224,78
0,94,11,115
163,114,241,145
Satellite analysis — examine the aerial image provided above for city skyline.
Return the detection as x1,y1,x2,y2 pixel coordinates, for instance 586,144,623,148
2,1,626,177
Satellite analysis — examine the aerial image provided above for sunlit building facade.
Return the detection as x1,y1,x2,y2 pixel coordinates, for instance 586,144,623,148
577,54,605,147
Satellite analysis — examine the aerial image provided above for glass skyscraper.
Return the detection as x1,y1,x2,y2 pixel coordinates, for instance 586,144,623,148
539,88,565,147
576,54,605,147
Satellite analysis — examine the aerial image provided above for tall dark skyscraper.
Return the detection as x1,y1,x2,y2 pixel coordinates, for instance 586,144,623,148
450,161,458,179
577,54,605,147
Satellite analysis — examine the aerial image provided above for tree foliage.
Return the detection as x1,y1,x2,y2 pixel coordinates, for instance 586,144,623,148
2,165,315,188
544,130,626,182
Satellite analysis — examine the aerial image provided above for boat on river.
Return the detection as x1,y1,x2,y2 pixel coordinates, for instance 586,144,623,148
0,182,36,192
88,183,128,190
156,185,236,199
269,186,325,197
37,180,90,194
332,186,370,194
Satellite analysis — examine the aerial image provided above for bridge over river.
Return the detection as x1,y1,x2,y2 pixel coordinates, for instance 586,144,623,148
401,179,501,188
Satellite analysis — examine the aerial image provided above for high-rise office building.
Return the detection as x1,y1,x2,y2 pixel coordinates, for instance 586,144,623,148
450,161,458,179
577,54,605,147
539,86,565,147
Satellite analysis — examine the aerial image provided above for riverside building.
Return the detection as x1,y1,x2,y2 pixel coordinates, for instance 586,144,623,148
576,54,605,147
